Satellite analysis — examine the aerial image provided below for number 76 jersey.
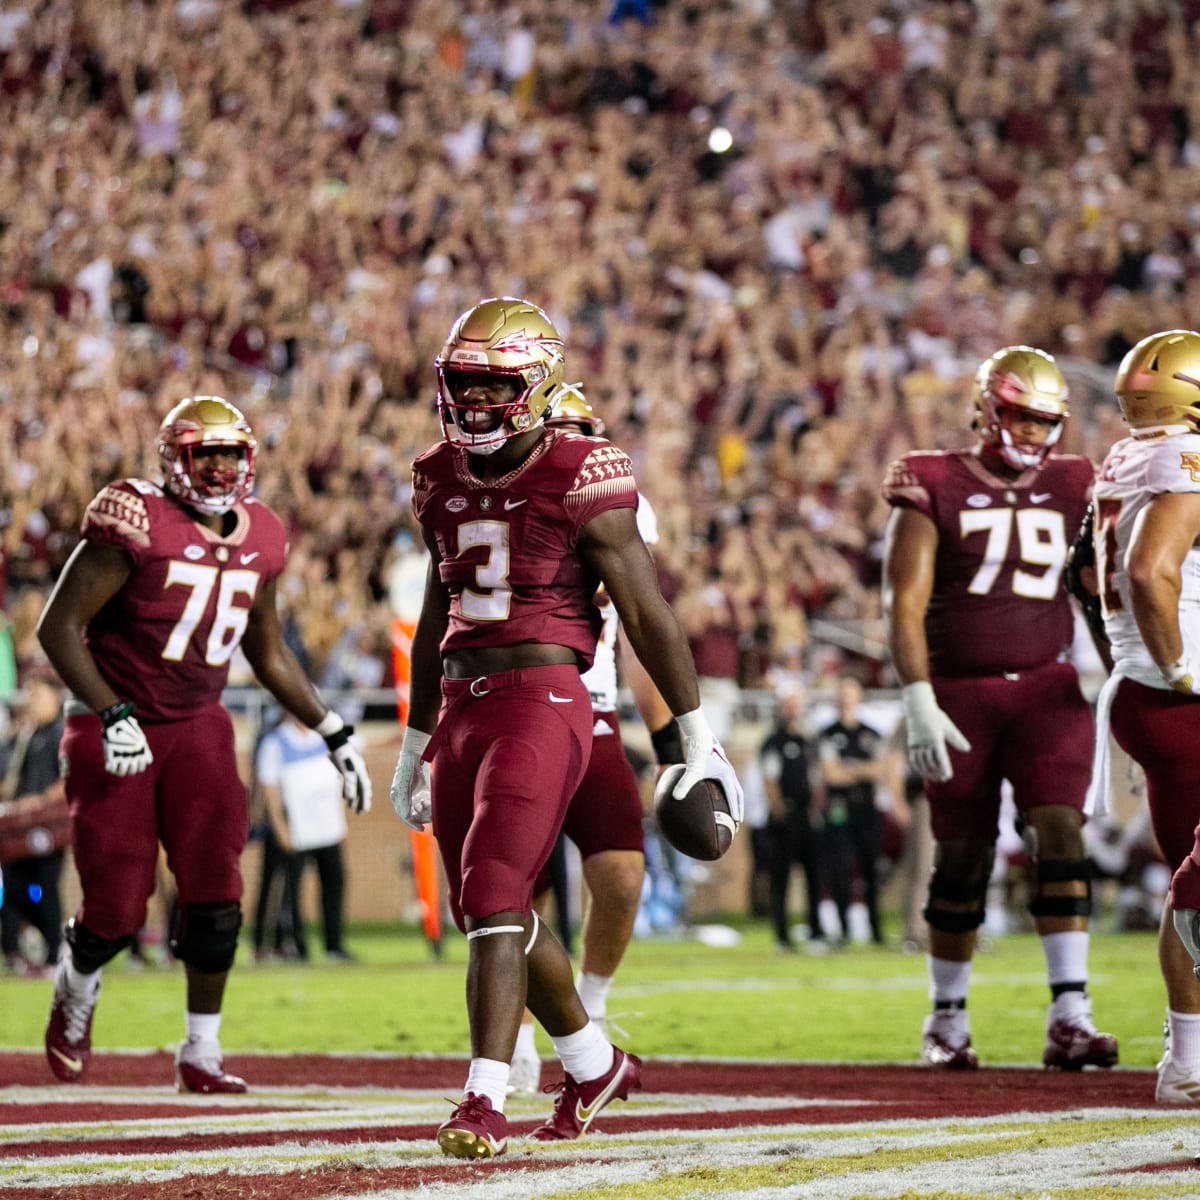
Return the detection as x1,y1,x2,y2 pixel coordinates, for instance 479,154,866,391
1094,432,1200,688
883,448,1094,677
79,478,288,721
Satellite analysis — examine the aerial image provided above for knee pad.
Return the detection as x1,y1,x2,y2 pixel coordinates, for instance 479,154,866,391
923,870,988,934
1028,857,1092,919
170,902,242,973
66,917,132,974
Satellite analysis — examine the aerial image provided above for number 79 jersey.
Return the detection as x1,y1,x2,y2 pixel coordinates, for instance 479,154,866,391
883,449,1094,677
79,479,288,721
1095,432,1200,688
410,430,638,667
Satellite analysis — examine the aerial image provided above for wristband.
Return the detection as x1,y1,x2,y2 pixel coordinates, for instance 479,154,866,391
401,727,433,757
649,720,685,765
98,701,134,728
315,711,345,738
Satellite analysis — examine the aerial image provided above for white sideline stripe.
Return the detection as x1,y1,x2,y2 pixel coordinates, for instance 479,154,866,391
2,1107,1191,1197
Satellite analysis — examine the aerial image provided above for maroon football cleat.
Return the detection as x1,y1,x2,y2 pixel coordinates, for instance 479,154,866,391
921,1012,979,1070
45,961,100,1083
437,1092,508,1158
530,1046,642,1142
175,1042,248,1094
1043,999,1118,1071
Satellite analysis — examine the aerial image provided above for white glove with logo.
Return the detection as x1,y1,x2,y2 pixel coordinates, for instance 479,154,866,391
390,727,433,831
673,709,745,827
99,702,153,777
316,711,373,813
902,682,971,782
1161,657,1200,696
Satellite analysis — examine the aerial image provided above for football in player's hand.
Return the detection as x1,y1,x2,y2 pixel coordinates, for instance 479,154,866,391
653,765,735,862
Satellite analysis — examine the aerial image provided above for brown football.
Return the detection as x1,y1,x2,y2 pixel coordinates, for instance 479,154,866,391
653,767,735,862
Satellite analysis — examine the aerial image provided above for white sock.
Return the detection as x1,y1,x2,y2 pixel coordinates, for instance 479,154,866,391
185,1012,222,1045
550,1022,613,1083
62,955,101,997
928,957,972,1006
1041,930,1089,989
464,1057,509,1112
576,970,613,1022
513,1021,538,1062
1168,1009,1200,1069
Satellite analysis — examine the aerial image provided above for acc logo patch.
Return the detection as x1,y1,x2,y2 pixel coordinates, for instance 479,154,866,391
966,493,992,507
1180,452,1200,483
446,496,468,512
184,545,205,560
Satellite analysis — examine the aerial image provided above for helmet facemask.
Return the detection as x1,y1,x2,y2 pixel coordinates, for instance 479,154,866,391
438,366,539,456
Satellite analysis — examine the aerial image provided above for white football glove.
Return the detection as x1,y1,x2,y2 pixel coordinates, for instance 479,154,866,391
99,702,153,777
316,711,373,813
673,709,745,827
902,681,971,782
1161,657,1200,697
390,727,433,831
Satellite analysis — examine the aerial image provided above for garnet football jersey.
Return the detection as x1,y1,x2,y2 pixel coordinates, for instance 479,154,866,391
1095,431,1200,689
883,449,1094,676
410,429,639,668
80,479,288,721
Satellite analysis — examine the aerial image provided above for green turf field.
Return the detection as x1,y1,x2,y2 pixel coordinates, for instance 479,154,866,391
0,920,1169,1067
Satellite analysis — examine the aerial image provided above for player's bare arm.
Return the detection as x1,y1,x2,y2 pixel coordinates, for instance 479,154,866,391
407,530,451,735
882,506,937,685
1126,491,1200,673
240,577,327,727
577,506,699,717
36,539,132,714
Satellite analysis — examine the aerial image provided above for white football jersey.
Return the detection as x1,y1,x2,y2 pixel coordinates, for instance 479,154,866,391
580,493,659,713
1096,431,1200,689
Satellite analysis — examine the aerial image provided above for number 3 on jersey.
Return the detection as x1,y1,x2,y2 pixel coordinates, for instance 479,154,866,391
163,561,260,664
960,507,1067,598
458,520,512,621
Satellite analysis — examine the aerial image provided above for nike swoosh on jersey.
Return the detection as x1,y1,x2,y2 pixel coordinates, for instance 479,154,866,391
504,498,527,510
49,1047,83,1073
1030,492,1052,504
240,551,260,564
548,692,574,703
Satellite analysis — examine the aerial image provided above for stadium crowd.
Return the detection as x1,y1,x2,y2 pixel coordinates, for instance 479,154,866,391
2,0,1200,705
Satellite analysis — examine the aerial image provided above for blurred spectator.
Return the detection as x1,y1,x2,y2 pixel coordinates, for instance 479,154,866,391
0,673,67,974
817,674,889,945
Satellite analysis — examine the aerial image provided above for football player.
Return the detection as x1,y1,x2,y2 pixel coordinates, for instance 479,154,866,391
1085,330,1200,1103
882,346,1117,1071
508,389,682,1095
390,297,742,1158
36,396,371,1093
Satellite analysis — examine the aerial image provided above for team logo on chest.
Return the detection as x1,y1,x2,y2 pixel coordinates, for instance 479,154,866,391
479,495,493,512
214,546,230,563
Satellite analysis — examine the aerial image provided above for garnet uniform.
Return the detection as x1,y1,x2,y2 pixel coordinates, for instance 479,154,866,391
411,430,639,927
882,449,1095,840
61,480,288,938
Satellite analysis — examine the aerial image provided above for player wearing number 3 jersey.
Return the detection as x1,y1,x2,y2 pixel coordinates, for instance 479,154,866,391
35,396,371,1094
882,346,1116,1073
391,297,741,1158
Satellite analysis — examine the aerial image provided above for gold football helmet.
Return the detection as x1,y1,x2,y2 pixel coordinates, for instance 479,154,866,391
435,296,565,455
157,396,257,515
972,345,1069,470
545,383,604,436
1114,329,1200,432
